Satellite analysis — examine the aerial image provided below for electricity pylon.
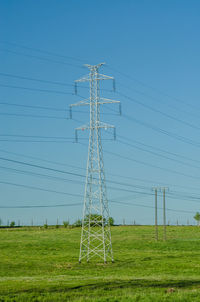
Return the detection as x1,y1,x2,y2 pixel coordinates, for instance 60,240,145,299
70,63,120,263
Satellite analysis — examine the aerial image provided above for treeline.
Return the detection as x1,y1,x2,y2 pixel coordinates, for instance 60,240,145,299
0,216,115,228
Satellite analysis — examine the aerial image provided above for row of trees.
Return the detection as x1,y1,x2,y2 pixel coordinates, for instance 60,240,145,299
72,215,114,227
45,215,115,228
0,219,15,227
2,214,200,226
0,216,115,228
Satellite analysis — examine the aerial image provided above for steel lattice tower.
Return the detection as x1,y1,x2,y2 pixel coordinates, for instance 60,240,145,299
70,63,120,263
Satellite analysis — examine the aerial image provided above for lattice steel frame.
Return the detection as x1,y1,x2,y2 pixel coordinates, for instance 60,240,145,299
70,63,120,263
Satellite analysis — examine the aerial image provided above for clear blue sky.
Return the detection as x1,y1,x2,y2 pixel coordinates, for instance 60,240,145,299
0,0,200,225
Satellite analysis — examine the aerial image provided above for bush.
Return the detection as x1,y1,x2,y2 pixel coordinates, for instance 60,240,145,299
109,217,114,226
63,221,69,228
73,216,115,227
74,219,82,227
10,221,15,227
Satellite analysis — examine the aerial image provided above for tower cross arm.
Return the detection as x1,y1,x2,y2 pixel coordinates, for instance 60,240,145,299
76,122,115,131
76,124,90,131
96,73,114,81
97,122,115,129
75,74,113,82
98,98,120,105
75,75,90,83
70,99,90,107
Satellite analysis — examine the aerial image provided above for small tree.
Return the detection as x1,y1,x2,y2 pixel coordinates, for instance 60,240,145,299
63,220,69,228
74,219,82,227
194,212,200,226
109,217,114,226
44,219,48,229
0,218,2,226
55,218,59,229
10,221,15,227
78,215,114,227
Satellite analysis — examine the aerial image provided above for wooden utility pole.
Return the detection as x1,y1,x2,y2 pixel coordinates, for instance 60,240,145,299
152,187,168,241
152,187,158,241
162,188,166,241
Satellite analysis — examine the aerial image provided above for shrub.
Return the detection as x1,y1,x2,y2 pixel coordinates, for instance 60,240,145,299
63,221,69,228
109,217,114,226
10,221,15,227
74,219,82,227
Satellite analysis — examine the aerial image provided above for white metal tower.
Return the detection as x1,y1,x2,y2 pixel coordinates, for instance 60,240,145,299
70,63,120,263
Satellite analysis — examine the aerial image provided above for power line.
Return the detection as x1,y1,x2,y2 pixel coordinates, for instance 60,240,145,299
0,134,75,139
0,103,117,116
0,101,67,111
3,162,200,204
114,79,200,122
0,148,86,171
1,159,200,207
0,163,152,195
104,148,200,182
1,43,198,122
0,164,84,186
0,156,86,178
117,137,200,171
0,72,76,87
0,180,83,198
117,91,200,131
0,48,84,69
2,41,198,120
0,202,82,209
80,141,200,195
0,187,196,214
0,83,75,95
1,197,197,214
107,106,200,149
110,200,196,214
0,140,76,143
0,72,111,94
107,65,200,113
116,134,200,167
0,72,92,92
0,112,70,119
3,76,200,151
0,41,87,63
115,80,200,121
1,144,200,196
0,156,149,193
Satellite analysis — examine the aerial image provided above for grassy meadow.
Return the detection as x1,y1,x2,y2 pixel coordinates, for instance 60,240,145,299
0,225,200,301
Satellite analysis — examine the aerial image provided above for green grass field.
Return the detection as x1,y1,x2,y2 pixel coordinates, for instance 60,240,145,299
0,226,200,301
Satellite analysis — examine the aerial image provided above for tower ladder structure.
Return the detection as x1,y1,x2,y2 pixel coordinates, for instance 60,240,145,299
70,63,120,263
